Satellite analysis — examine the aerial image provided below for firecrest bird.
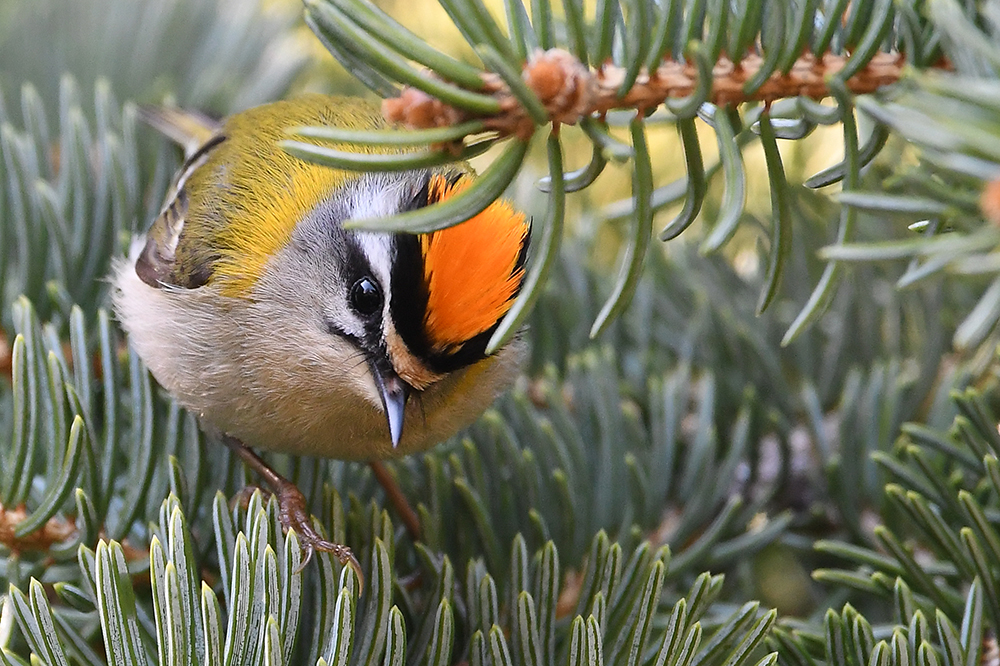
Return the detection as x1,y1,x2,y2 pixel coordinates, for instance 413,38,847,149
112,95,530,575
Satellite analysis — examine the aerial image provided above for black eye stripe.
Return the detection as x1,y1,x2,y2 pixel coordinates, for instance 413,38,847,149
389,232,429,350
325,318,364,349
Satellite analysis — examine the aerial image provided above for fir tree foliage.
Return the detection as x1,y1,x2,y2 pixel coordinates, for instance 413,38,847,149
0,0,1000,665
291,0,1000,348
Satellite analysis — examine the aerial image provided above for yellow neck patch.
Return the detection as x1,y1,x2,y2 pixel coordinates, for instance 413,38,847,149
181,96,389,297
420,175,529,352
212,159,348,297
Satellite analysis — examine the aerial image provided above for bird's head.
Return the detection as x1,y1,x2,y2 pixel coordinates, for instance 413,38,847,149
284,168,530,448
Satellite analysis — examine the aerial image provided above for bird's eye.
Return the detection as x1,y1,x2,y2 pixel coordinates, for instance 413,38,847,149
349,277,383,317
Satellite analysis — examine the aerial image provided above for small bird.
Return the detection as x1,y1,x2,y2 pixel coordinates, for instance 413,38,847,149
112,95,530,573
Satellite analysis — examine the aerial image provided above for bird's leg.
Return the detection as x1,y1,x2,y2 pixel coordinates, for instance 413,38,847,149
368,460,422,540
222,435,363,584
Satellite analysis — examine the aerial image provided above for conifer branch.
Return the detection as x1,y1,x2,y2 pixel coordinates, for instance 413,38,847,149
384,49,921,136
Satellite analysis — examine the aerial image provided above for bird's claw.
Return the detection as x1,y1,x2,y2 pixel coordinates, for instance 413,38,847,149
274,480,364,590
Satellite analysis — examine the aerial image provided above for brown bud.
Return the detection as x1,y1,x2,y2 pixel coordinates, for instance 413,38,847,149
523,48,596,125
382,88,463,130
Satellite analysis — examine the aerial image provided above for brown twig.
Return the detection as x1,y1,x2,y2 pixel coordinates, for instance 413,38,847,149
384,48,926,140
369,460,422,541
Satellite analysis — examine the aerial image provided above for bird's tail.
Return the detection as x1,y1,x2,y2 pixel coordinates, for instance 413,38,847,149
137,106,222,159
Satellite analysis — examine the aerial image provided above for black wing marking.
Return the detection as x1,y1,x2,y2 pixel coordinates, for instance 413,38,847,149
135,133,225,289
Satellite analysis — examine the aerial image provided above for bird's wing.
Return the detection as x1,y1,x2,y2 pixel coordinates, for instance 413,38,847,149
138,106,222,158
135,110,226,289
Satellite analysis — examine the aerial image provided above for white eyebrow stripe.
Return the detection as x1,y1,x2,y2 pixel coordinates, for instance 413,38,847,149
344,174,411,329
353,233,393,292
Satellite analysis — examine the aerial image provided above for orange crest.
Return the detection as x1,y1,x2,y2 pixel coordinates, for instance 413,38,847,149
420,175,529,352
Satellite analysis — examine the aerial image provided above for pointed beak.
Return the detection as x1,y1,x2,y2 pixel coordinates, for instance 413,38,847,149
371,366,410,448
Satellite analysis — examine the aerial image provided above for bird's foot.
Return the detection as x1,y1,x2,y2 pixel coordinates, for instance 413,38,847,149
222,435,364,589
272,477,363,583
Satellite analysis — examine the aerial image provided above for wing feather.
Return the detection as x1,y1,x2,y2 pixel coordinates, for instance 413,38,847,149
135,133,225,288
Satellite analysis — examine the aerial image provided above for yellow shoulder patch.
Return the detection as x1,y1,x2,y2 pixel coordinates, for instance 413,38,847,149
420,175,529,352
180,95,389,297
